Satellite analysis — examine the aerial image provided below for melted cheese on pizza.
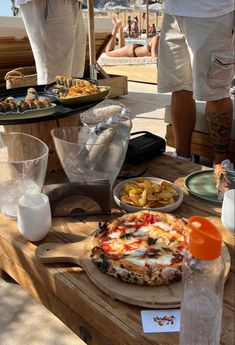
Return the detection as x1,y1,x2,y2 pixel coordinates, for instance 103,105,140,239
100,238,148,257
146,255,174,266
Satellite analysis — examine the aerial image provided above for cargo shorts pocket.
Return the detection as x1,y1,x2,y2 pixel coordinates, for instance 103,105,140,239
208,52,234,88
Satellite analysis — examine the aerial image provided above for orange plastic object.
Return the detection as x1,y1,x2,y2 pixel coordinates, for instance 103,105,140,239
188,216,222,260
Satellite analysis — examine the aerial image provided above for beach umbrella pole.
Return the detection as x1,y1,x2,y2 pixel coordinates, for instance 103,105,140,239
146,0,149,38
87,0,97,80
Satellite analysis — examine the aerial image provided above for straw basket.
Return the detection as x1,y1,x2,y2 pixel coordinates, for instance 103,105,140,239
4,66,37,89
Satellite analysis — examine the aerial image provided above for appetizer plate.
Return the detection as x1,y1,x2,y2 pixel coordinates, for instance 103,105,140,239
184,169,235,203
0,92,57,104
0,103,57,121
113,177,184,213
44,83,111,106
0,92,58,121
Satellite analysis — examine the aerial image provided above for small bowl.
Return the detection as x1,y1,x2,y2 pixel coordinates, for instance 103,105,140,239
113,177,184,213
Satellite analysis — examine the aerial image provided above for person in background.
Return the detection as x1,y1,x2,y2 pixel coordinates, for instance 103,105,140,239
105,18,159,59
133,16,139,38
149,24,157,36
127,15,132,38
157,1,234,166
15,0,86,85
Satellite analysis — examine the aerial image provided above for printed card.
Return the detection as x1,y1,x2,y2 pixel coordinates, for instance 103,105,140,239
141,309,181,333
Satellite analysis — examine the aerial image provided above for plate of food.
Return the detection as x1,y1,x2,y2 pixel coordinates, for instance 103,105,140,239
35,210,231,308
113,177,184,213
0,87,57,121
44,75,111,106
185,164,235,203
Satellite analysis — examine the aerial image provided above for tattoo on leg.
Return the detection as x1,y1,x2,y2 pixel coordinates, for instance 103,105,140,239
205,111,232,153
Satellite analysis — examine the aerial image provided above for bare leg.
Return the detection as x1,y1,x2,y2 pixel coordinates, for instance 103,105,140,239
148,35,159,58
171,90,196,158
118,25,125,49
105,18,134,57
105,18,122,53
205,97,233,164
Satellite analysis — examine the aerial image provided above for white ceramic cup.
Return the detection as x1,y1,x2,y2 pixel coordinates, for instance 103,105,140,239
17,193,52,241
221,189,235,234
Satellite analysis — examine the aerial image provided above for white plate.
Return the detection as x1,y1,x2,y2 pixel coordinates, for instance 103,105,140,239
113,177,184,213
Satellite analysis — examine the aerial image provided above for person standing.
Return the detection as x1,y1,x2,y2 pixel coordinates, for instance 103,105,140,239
157,1,234,164
127,15,132,38
133,16,139,38
15,0,86,85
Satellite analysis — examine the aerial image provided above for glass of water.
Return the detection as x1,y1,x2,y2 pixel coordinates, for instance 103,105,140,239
221,189,235,234
0,132,48,218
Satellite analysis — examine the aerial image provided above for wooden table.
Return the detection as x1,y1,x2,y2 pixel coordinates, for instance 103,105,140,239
0,154,234,345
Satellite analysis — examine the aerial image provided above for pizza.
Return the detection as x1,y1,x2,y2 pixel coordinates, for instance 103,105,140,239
214,163,231,201
90,210,189,286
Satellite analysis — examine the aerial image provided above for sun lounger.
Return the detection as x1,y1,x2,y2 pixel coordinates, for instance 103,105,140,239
98,52,157,66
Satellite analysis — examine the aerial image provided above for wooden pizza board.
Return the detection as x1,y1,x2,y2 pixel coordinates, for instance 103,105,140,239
35,237,231,309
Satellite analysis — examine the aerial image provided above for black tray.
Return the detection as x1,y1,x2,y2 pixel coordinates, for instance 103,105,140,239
0,84,102,125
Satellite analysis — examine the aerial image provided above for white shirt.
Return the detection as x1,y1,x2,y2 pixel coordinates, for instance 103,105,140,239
164,0,234,18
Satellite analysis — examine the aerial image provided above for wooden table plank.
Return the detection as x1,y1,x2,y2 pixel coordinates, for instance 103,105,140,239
0,154,234,345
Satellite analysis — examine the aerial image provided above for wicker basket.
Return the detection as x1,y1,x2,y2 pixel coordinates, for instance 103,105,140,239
4,66,37,89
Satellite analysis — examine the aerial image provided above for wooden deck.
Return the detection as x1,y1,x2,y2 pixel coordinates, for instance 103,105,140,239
103,64,157,84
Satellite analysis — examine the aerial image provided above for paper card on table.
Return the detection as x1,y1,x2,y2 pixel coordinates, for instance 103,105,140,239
141,309,181,333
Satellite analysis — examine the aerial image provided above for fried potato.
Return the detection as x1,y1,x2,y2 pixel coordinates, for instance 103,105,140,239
120,178,179,208
161,181,179,197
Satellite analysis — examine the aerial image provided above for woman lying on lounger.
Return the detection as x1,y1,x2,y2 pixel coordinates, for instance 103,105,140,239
105,18,159,59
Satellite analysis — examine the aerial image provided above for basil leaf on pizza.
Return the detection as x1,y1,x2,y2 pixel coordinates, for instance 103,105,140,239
91,211,189,286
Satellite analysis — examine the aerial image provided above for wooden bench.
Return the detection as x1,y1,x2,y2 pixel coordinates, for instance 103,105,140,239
0,36,35,89
166,124,235,164
0,32,128,97
0,32,111,87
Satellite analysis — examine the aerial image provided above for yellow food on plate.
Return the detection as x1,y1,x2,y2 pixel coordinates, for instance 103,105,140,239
60,83,101,99
119,178,179,208
54,75,106,99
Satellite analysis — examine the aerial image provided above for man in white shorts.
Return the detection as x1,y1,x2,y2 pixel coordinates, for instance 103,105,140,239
158,1,234,164
15,0,86,85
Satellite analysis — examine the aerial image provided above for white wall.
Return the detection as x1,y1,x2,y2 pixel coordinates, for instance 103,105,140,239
0,16,113,38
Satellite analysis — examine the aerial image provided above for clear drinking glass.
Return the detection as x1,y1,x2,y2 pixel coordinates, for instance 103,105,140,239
221,189,235,234
0,132,48,218
51,126,130,187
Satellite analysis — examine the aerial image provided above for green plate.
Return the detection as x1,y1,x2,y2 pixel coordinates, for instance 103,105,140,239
45,85,111,106
184,169,235,203
0,103,57,121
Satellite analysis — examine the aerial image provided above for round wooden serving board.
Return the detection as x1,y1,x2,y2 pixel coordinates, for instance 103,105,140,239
35,238,231,308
